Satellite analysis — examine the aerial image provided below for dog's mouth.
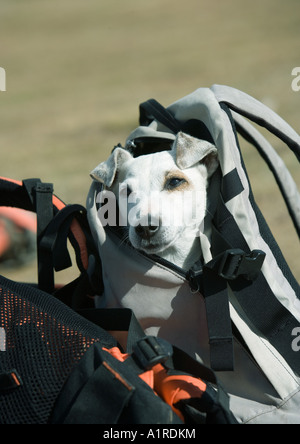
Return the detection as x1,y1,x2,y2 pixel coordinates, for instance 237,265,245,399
139,239,166,254
129,226,183,256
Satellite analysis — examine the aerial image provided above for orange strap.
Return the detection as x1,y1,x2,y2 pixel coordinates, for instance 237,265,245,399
0,207,37,232
105,347,207,422
152,364,206,420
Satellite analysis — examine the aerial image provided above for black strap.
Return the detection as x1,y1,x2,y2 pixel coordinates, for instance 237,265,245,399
202,266,234,372
187,229,234,372
22,179,56,292
187,221,267,372
220,101,300,162
39,204,86,272
139,98,181,134
221,168,245,204
234,118,300,239
139,99,215,144
212,195,300,376
17,179,96,299
35,183,55,293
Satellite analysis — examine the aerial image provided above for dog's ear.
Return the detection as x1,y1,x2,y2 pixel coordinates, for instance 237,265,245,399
174,132,218,177
90,147,133,187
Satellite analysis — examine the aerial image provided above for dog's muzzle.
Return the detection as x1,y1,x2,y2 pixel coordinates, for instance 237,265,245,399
135,219,160,241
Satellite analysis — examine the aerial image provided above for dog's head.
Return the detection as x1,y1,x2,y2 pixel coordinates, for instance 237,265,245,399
91,132,218,269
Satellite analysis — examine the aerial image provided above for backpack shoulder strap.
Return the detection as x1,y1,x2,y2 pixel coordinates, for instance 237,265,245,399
211,84,300,161
139,98,181,133
0,177,100,304
232,111,300,238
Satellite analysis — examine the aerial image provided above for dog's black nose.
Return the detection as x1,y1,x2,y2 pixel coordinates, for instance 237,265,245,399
135,217,160,240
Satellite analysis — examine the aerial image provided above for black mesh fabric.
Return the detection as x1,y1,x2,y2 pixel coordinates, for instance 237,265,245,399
0,276,115,424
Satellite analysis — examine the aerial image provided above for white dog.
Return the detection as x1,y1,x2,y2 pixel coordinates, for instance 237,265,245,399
91,132,218,271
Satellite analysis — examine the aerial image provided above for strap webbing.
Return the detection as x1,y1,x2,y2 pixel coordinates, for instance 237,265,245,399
35,183,55,293
214,197,300,376
139,98,181,133
202,266,234,372
23,179,55,292
139,98,215,143
233,112,300,239
39,204,86,273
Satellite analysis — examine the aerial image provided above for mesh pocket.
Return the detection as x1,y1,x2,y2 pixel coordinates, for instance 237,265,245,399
0,276,114,424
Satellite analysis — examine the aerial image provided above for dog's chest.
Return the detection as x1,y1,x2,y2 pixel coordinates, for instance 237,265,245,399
95,228,210,364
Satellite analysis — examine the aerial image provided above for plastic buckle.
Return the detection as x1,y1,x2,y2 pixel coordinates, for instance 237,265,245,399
218,249,266,281
133,336,173,370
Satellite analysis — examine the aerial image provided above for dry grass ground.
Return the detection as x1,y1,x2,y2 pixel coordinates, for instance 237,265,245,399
0,0,299,284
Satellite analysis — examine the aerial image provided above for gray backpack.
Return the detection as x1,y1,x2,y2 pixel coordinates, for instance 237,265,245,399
87,85,300,424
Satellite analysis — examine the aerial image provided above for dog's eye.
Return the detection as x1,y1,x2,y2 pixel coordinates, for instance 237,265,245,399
165,177,187,190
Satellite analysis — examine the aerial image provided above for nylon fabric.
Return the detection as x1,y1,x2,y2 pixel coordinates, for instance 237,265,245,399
87,85,300,423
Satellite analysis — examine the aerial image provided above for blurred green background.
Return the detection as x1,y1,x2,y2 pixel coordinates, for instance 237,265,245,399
0,0,299,283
